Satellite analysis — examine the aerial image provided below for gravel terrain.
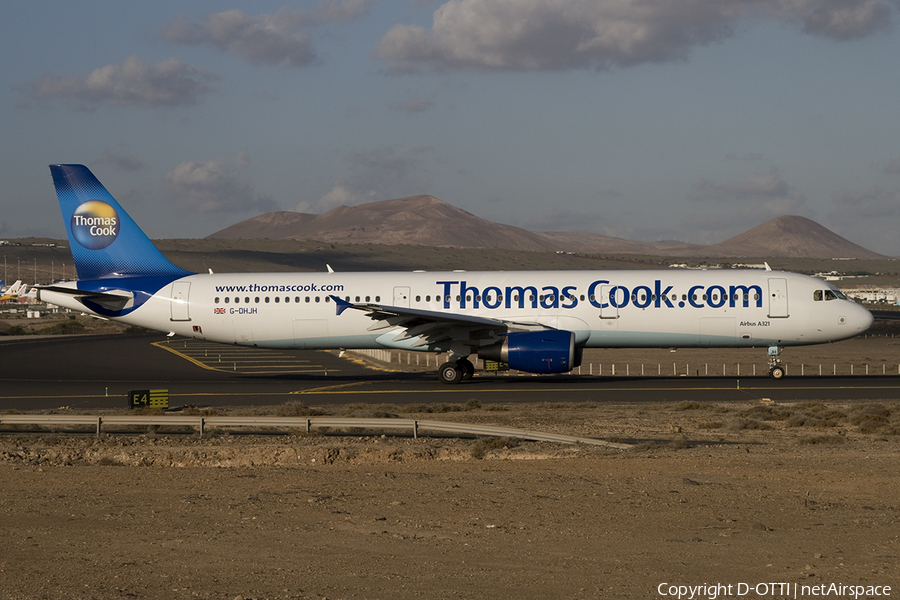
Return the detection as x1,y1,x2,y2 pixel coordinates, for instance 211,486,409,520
2,397,899,600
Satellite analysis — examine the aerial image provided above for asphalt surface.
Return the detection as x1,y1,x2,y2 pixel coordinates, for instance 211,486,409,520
1,334,900,410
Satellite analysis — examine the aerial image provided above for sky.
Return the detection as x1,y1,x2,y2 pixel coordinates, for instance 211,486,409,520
3,0,900,255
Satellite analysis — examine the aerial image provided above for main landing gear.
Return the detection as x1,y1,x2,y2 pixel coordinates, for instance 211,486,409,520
438,357,475,384
767,346,785,379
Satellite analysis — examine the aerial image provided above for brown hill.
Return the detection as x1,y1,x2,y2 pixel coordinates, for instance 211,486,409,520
208,197,890,259
697,215,889,259
211,211,318,239
211,195,559,251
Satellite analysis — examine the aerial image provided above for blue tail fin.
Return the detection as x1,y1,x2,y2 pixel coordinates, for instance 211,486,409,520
50,164,192,280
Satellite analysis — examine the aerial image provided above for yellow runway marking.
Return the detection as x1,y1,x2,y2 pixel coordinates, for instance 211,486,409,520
293,382,370,394
292,382,900,395
151,341,326,374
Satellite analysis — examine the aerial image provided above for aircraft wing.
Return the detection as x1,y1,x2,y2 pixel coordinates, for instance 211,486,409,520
330,295,547,350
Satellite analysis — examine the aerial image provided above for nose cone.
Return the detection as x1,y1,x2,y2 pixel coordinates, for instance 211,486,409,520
851,303,874,334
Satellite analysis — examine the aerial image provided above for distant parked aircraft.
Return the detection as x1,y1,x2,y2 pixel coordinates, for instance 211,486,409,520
0,280,27,302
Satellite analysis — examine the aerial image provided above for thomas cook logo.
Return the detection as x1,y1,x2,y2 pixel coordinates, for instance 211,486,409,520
70,200,119,250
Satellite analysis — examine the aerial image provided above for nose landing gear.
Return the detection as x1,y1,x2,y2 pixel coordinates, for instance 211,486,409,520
767,346,785,379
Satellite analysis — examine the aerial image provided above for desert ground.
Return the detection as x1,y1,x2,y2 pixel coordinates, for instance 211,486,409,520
2,322,900,599
3,330,900,599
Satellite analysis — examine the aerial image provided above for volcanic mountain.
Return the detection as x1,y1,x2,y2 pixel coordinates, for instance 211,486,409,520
209,196,890,259
697,215,889,259
211,195,559,251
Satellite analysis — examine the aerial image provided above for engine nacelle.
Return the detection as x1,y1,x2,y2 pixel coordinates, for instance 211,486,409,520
478,330,577,374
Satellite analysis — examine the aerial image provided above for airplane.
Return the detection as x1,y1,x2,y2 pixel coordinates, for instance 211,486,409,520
37,164,873,383
0,280,27,302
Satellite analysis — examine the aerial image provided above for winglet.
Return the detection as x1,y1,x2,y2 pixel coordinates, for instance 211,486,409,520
331,295,353,316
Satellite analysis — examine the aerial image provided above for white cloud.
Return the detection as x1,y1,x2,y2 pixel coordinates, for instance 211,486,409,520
19,56,218,109
829,186,900,219
826,186,900,255
299,146,432,212
97,149,144,172
164,154,277,215
396,98,435,113
161,1,371,67
682,170,814,241
377,0,898,72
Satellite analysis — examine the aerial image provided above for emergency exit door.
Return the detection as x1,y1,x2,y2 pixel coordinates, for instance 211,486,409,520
767,278,788,318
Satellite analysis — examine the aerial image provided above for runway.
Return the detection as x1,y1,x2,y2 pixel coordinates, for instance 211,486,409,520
1,334,899,410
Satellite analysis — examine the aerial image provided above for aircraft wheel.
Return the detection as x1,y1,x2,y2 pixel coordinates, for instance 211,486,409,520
459,359,475,381
439,362,463,384
769,366,785,380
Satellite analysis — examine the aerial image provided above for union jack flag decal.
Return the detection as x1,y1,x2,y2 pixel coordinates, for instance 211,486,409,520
214,308,225,314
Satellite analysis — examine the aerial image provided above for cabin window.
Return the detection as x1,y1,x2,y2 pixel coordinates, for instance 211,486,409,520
580,295,585,301
702,294,708,301
375,296,380,302
355,296,360,302
325,297,330,303
315,297,320,303
234,297,240,304
416,295,421,302
296,296,301,303
754,294,759,301
215,297,220,303
224,297,230,304
467,295,472,302
305,297,310,303
366,296,371,302
425,295,431,302
682,294,687,301
265,297,270,303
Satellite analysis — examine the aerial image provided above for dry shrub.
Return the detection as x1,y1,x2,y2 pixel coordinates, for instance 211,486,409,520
675,401,703,411
276,401,325,417
470,437,520,459
798,435,846,445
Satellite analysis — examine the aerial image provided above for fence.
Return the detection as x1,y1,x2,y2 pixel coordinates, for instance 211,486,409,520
0,414,631,449
349,350,899,377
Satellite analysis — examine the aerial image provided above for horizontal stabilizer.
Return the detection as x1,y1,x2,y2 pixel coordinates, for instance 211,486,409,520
37,285,134,311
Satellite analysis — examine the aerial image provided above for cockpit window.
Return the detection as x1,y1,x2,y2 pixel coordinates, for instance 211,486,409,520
813,290,823,301
824,290,838,301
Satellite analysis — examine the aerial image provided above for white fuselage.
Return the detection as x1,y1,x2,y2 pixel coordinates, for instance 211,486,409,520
42,269,872,352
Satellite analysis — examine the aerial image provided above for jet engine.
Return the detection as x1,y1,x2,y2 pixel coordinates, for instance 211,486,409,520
478,330,579,374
